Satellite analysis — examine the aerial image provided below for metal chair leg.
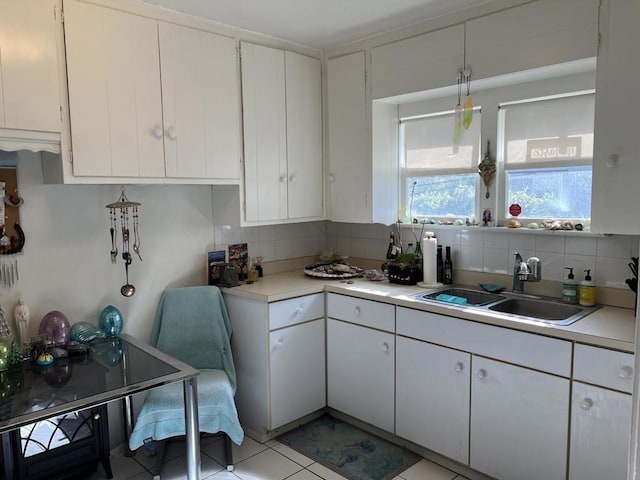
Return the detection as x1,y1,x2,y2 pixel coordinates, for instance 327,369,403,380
224,434,234,471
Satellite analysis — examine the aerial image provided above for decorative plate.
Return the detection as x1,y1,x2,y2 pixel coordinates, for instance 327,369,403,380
304,262,364,279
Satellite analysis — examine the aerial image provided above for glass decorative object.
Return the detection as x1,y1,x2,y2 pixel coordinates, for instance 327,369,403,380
70,322,106,344
38,311,71,346
99,305,123,337
0,305,12,371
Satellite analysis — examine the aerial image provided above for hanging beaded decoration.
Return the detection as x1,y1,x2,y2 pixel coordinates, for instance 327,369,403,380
106,188,141,297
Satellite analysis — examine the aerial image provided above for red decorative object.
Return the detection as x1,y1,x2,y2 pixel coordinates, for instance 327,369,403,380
509,204,522,217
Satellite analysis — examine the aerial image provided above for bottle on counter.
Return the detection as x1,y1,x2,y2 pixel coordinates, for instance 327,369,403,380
562,267,578,304
386,231,397,261
444,246,453,285
436,245,444,283
406,242,415,256
579,269,596,306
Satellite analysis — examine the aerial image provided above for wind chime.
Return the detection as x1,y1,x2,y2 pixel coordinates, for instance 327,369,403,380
106,188,142,297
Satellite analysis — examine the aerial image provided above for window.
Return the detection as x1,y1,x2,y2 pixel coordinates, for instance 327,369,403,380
500,92,595,219
400,110,481,220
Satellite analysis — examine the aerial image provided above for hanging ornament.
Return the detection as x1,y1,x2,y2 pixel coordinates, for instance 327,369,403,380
463,68,473,130
478,140,497,199
452,70,464,152
106,188,142,297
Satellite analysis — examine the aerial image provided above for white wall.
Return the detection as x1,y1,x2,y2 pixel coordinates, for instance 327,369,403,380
11,151,216,342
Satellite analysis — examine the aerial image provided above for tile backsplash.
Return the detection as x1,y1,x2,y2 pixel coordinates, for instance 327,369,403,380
215,221,639,290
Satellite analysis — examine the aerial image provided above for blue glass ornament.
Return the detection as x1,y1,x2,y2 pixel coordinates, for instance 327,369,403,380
99,305,123,337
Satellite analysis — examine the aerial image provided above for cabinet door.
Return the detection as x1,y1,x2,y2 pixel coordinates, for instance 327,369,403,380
285,51,323,220
591,0,640,234
241,42,287,222
269,319,325,429
470,357,569,480
64,0,165,177
569,382,631,480
327,52,369,223
159,23,240,180
0,0,61,132
327,319,394,432
466,0,598,82
396,337,470,464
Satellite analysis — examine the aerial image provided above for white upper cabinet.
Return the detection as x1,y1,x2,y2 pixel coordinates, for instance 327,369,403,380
465,0,599,82
159,23,241,180
327,52,369,223
0,0,62,149
371,24,464,100
590,0,640,234
64,0,165,178
63,0,241,182
241,42,322,223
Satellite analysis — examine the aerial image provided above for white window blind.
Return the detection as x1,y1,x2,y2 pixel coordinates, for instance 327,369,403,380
402,110,482,174
501,92,595,170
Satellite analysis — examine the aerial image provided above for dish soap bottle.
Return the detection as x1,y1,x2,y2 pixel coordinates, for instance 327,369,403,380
579,269,596,306
562,268,578,304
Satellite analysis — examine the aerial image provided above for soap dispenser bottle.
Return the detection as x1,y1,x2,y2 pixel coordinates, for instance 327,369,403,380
579,269,596,306
562,268,578,304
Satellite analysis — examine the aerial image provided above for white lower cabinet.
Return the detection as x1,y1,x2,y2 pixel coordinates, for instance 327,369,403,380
396,336,470,464
269,319,325,429
569,382,631,480
222,292,325,440
327,318,395,432
569,344,633,479
470,357,570,480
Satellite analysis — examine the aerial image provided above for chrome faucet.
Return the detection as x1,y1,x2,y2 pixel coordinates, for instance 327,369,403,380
512,252,541,294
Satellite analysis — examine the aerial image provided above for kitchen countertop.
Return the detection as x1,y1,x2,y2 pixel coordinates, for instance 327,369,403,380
222,271,636,353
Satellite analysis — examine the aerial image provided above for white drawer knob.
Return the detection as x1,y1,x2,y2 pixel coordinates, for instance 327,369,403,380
294,306,303,316
454,362,464,373
354,306,361,316
166,126,176,140
329,173,335,183
618,366,633,379
289,175,296,183
477,369,487,380
153,124,163,139
280,175,287,183
382,342,390,353
580,398,594,410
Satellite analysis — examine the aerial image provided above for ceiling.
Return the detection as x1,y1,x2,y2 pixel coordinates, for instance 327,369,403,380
141,0,491,49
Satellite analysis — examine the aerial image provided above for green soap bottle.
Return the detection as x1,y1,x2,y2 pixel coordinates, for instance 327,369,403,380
562,267,578,304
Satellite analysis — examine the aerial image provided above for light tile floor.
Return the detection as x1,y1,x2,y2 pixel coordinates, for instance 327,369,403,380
84,436,470,480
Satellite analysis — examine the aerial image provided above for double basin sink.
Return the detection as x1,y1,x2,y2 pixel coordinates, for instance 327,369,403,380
412,286,600,326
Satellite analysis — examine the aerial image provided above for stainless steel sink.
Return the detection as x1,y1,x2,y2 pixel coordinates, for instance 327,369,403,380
488,298,584,323
411,286,599,326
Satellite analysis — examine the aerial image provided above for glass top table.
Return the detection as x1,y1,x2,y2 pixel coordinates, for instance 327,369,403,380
0,334,202,479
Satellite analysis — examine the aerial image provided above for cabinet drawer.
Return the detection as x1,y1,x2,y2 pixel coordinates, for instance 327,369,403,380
573,344,634,393
397,307,571,377
269,293,324,330
327,293,394,332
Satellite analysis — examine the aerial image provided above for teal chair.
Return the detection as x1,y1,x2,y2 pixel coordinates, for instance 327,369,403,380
128,286,244,477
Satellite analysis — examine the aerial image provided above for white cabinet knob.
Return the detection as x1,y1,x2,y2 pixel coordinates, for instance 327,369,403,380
166,126,176,140
580,398,594,410
618,366,633,379
382,342,390,353
354,306,361,316
153,124,163,139
477,369,487,380
294,306,303,316
454,362,464,373
606,153,619,168
280,175,287,183
329,173,335,183
289,175,296,183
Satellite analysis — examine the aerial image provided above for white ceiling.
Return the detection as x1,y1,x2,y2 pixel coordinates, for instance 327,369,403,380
141,0,491,49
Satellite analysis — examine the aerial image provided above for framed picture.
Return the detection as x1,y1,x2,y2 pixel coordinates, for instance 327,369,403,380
207,250,226,285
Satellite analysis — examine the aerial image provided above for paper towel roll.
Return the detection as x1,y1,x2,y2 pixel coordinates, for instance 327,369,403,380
422,233,438,286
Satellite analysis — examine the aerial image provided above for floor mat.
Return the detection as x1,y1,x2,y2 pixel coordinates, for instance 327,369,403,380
277,414,421,480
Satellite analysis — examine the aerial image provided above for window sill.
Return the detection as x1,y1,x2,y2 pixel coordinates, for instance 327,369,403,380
399,223,609,237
